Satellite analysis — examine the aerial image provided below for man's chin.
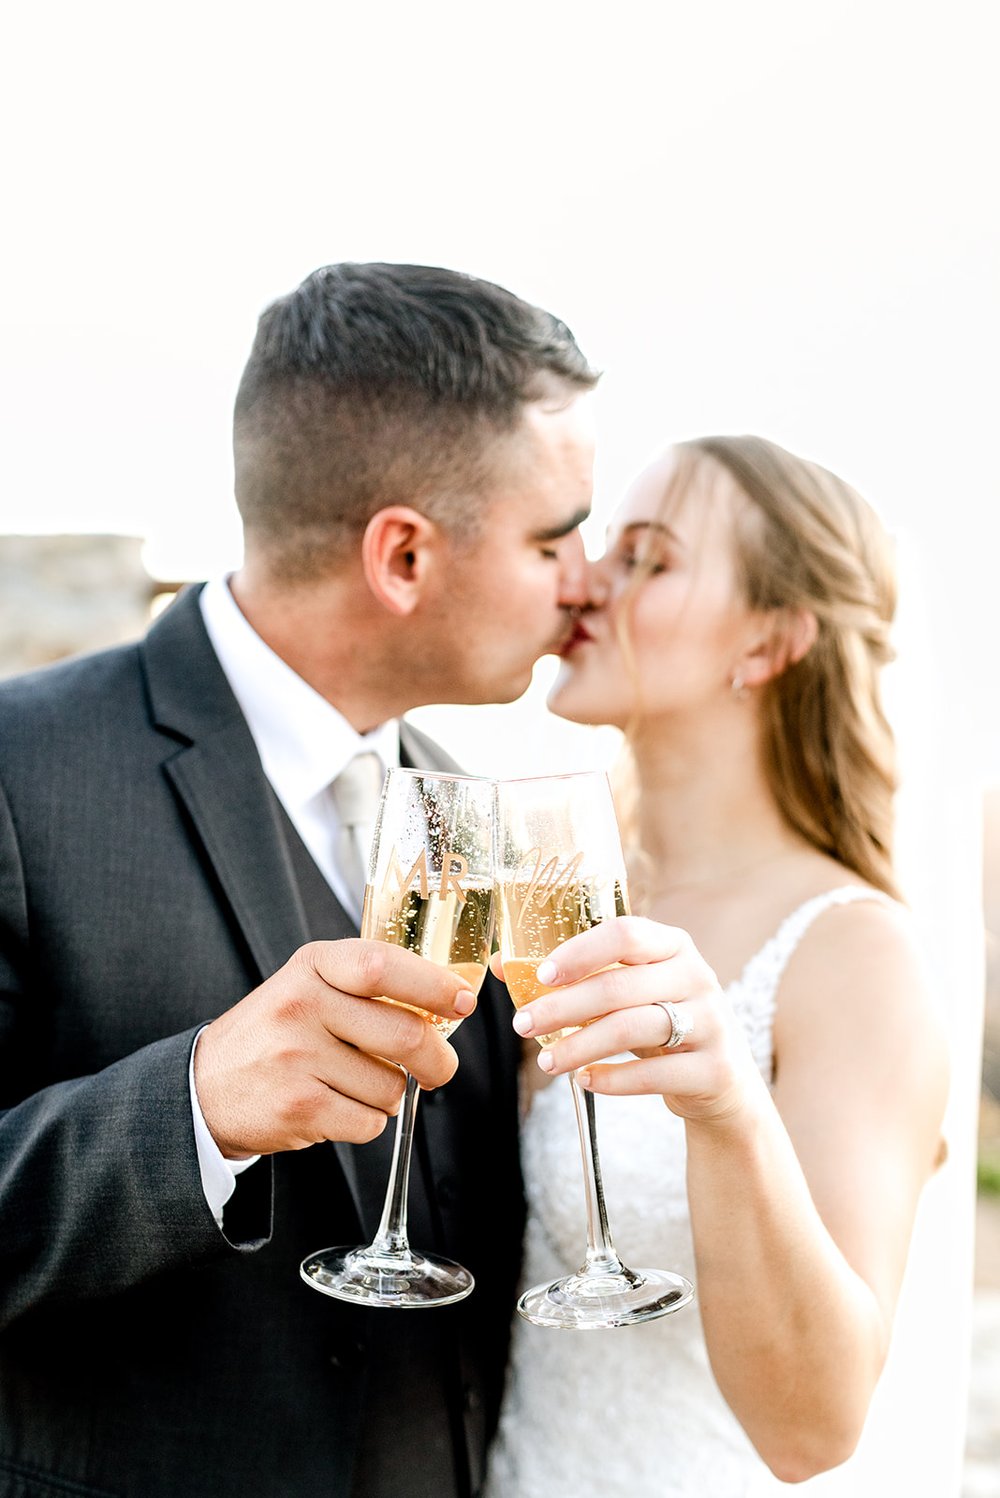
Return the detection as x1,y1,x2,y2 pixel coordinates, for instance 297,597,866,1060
493,645,578,704
457,647,572,707
442,664,535,708
489,668,536,706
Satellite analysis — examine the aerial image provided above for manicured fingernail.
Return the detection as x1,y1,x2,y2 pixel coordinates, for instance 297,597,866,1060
512,1010,532,1036
577,1070,592,1089
454,989,477,1015
536,960,557,985
537,1050,554,1073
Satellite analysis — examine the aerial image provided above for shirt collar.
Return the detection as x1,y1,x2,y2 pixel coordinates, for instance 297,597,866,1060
199,577,400,809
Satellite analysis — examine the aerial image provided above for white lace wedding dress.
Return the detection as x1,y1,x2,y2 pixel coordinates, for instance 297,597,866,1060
484,887,887,1498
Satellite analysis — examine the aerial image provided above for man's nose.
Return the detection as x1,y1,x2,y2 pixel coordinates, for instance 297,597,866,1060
583,556,611,609
557,531,589,608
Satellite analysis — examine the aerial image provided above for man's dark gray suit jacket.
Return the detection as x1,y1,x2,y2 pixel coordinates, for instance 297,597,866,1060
0,586,525,1498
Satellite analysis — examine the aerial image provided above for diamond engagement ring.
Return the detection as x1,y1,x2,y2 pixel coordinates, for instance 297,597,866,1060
656,999,694,1050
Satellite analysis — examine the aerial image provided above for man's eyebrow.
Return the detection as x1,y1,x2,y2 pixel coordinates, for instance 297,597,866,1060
531,507,592,543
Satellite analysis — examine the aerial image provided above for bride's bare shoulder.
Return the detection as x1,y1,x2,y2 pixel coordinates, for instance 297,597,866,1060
775,870,939,1059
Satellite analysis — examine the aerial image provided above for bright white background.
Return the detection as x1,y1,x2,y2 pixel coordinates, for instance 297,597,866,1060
1,4,996,1491
1,0,997,781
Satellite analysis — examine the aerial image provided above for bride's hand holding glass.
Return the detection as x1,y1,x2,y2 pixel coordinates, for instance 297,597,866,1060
495,771,694,1329
505,916,763,1123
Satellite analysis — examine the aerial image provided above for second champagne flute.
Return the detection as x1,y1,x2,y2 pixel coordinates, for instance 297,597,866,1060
300,768,494,1308
495,770,694,1329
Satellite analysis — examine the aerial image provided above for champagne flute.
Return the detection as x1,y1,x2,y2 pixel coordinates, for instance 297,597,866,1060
300,768,495,1308
494,770,694,1329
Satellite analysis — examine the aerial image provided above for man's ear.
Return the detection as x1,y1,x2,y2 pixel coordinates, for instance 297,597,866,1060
739,607,819,688
361,506,439,616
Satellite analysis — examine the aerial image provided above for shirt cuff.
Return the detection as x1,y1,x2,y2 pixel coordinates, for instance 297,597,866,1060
189,1026,261,1228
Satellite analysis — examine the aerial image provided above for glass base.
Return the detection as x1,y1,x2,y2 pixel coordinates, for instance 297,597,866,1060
300,1246,475,1308
517,1266,694,1329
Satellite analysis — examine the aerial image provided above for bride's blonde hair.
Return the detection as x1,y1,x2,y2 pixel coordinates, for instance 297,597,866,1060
620,435,900,899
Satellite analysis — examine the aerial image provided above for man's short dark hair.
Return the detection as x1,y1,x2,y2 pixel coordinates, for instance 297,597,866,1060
233,262,599,580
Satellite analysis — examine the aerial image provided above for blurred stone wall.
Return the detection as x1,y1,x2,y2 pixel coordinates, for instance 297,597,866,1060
983,789,1000,1130
0,534,158,679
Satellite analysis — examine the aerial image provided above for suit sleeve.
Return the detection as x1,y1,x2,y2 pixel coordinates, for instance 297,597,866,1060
0,777,274,1330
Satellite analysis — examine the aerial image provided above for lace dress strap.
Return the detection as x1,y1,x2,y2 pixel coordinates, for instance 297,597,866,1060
727,885,895,1081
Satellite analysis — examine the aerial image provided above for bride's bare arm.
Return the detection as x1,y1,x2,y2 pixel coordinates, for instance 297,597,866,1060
505,906,948,1482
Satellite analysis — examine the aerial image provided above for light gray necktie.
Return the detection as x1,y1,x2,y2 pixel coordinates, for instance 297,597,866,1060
330,752,385,917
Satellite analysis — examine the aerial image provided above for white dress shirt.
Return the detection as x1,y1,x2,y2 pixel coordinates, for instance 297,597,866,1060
189,577,401,1225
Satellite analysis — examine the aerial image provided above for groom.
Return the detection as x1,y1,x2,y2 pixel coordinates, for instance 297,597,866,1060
0,263,597,1498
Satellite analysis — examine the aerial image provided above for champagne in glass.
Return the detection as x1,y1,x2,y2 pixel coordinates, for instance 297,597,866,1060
498,873,628,1045
301,769,494,1308
495,771,694,1329
361,879,494,1035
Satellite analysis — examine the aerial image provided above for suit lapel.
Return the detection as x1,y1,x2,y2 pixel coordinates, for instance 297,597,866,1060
164,732,316,979
141,586,365,1214
143,586,324,978
398,719,464,774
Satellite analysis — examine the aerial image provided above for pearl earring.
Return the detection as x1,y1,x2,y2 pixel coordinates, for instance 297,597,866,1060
730,671,750,700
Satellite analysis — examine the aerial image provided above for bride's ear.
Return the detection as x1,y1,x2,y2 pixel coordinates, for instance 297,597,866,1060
738,608,819,688
775,607,819,671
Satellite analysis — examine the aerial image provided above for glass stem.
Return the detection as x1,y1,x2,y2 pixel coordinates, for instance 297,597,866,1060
569,1070,624,1276
366,1071,421,1264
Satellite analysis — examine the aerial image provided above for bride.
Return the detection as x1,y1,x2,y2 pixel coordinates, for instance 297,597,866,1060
484,435,948,1496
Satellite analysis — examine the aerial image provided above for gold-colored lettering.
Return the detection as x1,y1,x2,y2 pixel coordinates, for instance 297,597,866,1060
513,848,585,927
439,850,468,904
382,846,431,899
